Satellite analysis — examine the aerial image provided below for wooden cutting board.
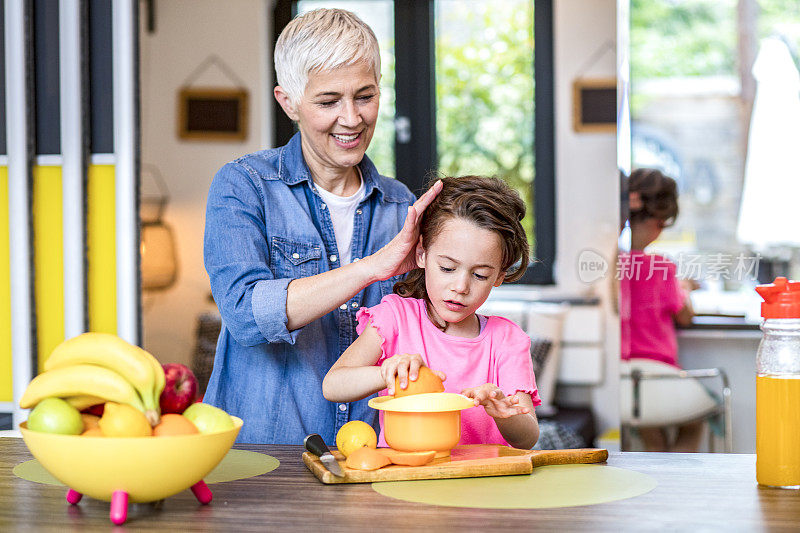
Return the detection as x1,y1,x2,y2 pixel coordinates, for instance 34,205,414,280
303,444,608,484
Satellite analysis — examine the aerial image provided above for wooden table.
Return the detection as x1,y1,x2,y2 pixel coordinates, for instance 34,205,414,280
1,437,798,531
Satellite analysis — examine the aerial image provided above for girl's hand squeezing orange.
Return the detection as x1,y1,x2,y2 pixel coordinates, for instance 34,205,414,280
461,384,530,419
380,354,446,396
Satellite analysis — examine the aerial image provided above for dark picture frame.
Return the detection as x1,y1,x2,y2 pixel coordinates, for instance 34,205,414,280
572,78,616,133
178,88,248,141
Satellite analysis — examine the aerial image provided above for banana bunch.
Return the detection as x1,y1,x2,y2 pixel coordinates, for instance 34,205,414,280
20,333,165,426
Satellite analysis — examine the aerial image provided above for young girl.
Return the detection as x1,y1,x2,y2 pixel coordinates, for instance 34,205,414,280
620,167,714,452
323,176,540,450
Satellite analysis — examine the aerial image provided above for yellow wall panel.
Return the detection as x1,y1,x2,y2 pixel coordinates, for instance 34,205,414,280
88,164,117,334
33,166,65,372
0,167,12,402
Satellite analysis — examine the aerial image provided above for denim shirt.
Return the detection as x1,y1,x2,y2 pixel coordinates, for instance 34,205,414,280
203,133,416,444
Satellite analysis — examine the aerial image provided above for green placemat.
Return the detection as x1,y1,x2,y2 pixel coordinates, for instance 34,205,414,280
372,464,657,509
13,449,279,486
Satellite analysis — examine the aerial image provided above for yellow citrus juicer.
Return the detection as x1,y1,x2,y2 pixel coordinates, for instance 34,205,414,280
368,392,475,455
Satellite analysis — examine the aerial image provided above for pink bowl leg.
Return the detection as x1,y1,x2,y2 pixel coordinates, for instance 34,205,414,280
191,480,213,504
65,489,82,504
109,491,128,525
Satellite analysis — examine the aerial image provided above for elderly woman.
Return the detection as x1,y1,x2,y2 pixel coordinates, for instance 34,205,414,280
203,8,440,444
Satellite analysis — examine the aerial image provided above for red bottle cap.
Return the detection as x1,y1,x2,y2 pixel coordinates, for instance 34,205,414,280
756,277,800,319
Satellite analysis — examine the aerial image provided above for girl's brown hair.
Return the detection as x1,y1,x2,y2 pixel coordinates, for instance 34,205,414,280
628,168,679,226
394,175,530,300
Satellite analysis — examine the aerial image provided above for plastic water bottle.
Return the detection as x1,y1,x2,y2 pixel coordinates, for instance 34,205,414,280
755,277,800,488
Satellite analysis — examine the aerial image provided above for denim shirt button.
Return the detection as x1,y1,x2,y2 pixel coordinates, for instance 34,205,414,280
321,203,327,210
338,404,347,412
292,252,300,259
339,304,348,310
351,301,359,308
356,209,362,215
330,254,337,262
352,257,359,262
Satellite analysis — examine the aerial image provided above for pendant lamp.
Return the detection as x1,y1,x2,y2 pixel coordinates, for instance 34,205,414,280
140,165,178,291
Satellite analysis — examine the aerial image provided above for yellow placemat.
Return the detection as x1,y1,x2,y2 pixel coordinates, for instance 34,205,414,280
13,449,279,486
372,464,656,509
204,449,279,483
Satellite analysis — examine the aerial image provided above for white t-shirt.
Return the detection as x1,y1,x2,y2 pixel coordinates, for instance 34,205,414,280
316,173,366,266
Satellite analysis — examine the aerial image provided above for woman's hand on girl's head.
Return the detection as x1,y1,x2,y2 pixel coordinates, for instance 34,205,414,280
461,384,531,419
364,180,443,281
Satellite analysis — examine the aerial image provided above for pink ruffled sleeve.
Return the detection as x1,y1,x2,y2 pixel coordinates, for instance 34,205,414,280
355,295,400,365
494,319,541,407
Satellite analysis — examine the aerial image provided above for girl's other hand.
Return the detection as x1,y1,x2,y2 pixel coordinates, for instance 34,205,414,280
461,384,530,419
380,353,446,395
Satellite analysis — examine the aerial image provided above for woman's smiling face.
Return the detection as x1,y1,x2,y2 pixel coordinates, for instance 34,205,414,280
286,62,380,176
417,217,506,333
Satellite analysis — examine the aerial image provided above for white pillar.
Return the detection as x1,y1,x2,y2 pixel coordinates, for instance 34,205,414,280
113,0,140,345
60,0,86,339
6,0,33,428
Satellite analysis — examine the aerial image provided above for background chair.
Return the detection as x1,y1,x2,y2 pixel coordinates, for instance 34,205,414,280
620,361,732,452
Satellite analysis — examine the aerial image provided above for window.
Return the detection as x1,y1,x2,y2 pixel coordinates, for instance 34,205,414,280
275,0,554,284
435,1,536,261
296,1,395,176
629,0,800,320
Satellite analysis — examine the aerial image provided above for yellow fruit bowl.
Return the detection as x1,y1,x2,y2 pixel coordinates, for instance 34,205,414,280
19,416,242,523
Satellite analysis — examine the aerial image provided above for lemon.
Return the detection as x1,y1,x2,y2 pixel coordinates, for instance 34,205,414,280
336,420,377,457
98,402,153,437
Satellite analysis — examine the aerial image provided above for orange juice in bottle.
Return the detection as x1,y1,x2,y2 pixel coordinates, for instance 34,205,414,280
756,374,800,486
755,277,800,488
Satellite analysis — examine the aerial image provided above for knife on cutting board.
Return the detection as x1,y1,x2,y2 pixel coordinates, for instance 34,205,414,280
304,434,345,477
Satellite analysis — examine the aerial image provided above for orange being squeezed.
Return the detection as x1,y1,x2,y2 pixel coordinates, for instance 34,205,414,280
756,374,800,487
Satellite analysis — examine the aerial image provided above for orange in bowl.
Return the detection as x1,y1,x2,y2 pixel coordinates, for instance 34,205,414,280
153,414,199,437
81,413,100,430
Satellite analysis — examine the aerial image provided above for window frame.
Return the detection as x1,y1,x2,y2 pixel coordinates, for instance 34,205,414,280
272,0,555,285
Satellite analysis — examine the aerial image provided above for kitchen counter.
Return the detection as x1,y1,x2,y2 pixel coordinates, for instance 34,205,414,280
1,438,798,530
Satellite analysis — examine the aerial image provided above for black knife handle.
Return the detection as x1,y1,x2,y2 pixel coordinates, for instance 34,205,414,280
304,433,332,456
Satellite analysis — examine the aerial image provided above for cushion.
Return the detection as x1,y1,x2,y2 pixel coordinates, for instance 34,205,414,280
620,358,719,426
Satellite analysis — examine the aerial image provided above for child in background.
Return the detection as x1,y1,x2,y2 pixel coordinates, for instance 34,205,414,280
620,167,714,452
323,176,540,450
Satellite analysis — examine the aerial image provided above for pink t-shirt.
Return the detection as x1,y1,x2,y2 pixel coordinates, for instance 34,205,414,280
356,294,540,446
620,252,686,367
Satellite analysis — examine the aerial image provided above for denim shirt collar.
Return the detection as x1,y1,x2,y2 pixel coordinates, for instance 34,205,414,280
278,132,401,202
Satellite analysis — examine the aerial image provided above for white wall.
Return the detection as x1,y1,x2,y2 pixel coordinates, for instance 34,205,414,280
551,0,620,432
139,0,272,367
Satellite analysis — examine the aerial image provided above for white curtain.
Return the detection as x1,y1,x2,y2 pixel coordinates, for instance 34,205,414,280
737,37,800,248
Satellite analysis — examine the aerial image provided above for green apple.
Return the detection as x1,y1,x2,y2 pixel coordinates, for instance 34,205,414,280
182,403,234,434
27,398,84,435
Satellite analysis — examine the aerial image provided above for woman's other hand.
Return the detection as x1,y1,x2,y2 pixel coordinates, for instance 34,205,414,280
380,353,446,395
366,180,443,281
461,384,530,419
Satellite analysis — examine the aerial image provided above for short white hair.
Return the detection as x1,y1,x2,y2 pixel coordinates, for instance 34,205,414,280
275,8,381,105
